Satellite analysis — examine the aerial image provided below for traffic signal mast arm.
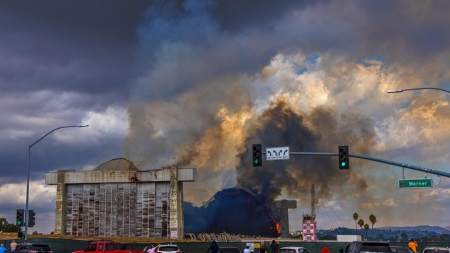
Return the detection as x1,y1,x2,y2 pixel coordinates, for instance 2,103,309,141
261,151,450,178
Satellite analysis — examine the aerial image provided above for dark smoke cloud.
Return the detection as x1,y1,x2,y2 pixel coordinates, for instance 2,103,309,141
236,99,375,205
211,0,330,33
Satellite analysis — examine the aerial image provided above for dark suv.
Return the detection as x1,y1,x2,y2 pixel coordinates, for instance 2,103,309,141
16,243,53,253
343,241,392,253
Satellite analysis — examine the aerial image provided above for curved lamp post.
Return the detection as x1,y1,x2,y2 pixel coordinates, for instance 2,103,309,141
387,87,450,94
25,125,88,240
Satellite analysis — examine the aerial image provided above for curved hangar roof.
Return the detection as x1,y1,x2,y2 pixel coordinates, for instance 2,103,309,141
94,158,139,171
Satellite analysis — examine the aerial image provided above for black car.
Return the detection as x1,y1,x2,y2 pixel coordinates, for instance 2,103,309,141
218,248,241,253
343,241,392,253
16,243,52,253
391,246,414,253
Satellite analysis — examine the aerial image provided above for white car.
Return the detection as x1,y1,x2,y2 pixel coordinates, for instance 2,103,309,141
279,247,312,253
155,244,182,253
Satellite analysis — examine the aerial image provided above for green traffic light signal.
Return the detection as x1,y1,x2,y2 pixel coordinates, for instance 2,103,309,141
16,209,24,227
338,146,349,169
252,144,262,167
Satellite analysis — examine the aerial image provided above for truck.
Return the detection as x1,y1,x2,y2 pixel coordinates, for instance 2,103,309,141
72,241,143,253
337,235,362,242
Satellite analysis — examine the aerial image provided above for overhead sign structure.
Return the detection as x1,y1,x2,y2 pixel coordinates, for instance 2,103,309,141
266,146,289,160
398,178,432,189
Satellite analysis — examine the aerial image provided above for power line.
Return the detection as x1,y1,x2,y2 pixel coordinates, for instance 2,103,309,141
322,199,344,228
320,202,337,229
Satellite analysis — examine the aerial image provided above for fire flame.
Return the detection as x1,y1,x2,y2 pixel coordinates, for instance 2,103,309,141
276,222,281,234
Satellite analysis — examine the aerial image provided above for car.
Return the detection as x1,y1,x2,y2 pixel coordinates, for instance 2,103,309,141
219,247,241,253
279,247,312,253
343,241,392,253
422,247,450,253
391,246,414,253
16,243,53,253
155,244,181,253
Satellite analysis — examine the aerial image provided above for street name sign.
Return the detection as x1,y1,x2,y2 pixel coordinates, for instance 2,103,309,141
266,146,289,160
398,178,432,189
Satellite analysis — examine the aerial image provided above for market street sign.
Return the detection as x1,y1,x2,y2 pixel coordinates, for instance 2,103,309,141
398,178,432,189
266,146,289,160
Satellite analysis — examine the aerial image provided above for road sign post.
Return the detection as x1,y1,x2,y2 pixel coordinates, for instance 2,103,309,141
398,178,432,188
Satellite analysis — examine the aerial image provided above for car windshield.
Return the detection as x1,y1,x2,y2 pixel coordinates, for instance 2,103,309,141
159,246,179,251
31,245,51,251
361,243,391,252
424,250,449,253
280,249,297,253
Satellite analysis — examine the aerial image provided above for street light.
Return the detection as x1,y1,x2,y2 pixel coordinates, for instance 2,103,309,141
387,87,450,94
25,125,88,240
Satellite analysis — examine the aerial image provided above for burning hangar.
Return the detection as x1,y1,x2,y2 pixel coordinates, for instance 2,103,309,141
46,158,297,239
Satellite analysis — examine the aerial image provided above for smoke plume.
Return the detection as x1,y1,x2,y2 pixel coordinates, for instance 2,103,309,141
124,0,450,228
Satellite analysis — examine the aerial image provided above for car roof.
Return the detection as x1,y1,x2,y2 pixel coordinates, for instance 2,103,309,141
19,243,49,246
280,247,308,249
391,246,409,248
351,241,390,245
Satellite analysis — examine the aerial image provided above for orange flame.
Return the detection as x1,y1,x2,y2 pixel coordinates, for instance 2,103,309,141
276,222,281,234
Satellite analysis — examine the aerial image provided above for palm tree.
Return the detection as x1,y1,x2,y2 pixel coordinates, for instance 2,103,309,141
353,213,359,235
364,223,370,239
369,214,377,240
358,219,364,238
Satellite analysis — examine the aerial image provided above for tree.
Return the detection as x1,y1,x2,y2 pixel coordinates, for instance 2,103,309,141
369,214,377,240
0,217,19,232
400,232,408,241
364,223,370,239
353,213,359,235
376,233,384,241
358,219,364,229
358,219,364,237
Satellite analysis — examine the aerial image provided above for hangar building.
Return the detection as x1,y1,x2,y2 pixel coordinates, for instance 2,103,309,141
45,158,196,239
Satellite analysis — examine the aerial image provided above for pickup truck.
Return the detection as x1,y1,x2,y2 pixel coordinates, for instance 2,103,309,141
72,241,143,253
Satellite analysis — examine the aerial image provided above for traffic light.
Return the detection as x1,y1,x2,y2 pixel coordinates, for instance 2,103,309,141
338,146,349,169
16,209,24,227
28,210,36,227
252,144,262,167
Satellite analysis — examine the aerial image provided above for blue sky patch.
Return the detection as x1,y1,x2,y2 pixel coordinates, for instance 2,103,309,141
303,54,319,64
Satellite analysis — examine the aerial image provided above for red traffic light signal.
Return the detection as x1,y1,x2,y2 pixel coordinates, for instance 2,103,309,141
252,144,262,167
338,146,349,169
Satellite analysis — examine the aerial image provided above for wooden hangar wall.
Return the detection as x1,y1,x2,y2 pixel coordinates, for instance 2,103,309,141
45,166,197,238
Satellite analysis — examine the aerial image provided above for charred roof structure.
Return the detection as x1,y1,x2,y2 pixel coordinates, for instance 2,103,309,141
184,188,295,238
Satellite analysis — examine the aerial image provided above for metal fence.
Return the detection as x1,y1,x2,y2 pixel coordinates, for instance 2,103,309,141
0,238,448,253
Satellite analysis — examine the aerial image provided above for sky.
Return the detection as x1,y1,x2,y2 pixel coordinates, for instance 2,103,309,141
1,0,450,234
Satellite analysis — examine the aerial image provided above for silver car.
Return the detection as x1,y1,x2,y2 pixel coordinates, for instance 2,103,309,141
279,247,312,253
